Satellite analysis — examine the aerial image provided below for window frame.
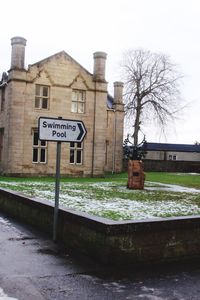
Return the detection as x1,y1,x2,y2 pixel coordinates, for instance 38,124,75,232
169,154,177,161
32,129,47,164
35,85,50,110
1,87,5,111
71,89,86,114
69,142,83,165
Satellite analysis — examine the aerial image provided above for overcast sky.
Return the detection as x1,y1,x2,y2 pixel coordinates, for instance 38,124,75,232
0,0,199,144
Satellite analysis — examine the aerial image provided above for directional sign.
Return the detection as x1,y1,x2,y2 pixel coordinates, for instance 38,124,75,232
38,117,87,142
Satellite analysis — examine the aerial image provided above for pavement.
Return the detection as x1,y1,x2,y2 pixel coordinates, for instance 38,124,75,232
1,213,200,300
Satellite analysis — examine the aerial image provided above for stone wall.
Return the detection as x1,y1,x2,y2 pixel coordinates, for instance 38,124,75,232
123,160,200,173
1,188,200,267
144,160,200,173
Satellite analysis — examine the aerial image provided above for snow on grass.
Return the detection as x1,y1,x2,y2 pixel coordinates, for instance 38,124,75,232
0,180,200,221
147,181,200,193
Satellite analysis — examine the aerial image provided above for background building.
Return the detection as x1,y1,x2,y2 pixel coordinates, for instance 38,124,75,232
144,143,200,162
142,142,200,173
0,37,124,176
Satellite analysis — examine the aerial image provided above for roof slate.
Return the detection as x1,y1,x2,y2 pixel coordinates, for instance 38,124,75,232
145,142,200,153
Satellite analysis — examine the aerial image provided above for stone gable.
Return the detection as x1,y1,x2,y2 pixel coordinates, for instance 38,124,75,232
0,37,124,176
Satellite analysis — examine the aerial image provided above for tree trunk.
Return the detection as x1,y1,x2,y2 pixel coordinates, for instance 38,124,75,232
133,104,141,146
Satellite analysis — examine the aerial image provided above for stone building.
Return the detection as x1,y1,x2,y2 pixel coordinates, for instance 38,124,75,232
0,37,124,176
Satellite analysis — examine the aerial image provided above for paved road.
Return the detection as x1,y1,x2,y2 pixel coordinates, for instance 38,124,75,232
1,213,200,299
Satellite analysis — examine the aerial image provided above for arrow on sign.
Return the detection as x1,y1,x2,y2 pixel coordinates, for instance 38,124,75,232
38,117,87,143
77,123,85,141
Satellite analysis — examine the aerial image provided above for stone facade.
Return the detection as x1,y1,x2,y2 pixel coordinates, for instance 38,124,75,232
0,37,124,176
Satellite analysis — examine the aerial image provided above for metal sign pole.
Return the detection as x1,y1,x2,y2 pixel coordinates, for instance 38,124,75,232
38,115,86,242
53,140,61,242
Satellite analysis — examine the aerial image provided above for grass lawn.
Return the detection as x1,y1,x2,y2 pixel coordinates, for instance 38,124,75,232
0,172,199,221
146,172,200,189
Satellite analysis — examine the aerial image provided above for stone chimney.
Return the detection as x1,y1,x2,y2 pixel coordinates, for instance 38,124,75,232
93,51,107,82
10,36,27,70
114,81,124,104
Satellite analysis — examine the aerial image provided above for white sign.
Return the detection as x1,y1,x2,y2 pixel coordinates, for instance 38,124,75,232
38,117,87,142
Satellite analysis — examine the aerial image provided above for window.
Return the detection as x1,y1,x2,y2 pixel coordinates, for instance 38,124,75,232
32,130,47,163
71,90,85,113
35,85,49,109
1,87,5,111
0,128,4,161
169,154,177,161
70,142,83,164
105,140,109,165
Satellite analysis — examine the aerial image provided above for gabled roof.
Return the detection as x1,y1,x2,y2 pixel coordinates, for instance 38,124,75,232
145,142,200,153
29,51,92,76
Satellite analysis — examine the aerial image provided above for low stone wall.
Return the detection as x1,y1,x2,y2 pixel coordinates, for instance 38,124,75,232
1,188,200,266
145,160,200,172
144,160,200,173
123,160,200,173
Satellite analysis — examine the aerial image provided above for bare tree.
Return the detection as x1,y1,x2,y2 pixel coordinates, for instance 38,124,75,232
122,49,183,145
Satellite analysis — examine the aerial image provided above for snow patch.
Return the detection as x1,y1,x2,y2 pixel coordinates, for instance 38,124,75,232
0,180,200,221
0,288,18,300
